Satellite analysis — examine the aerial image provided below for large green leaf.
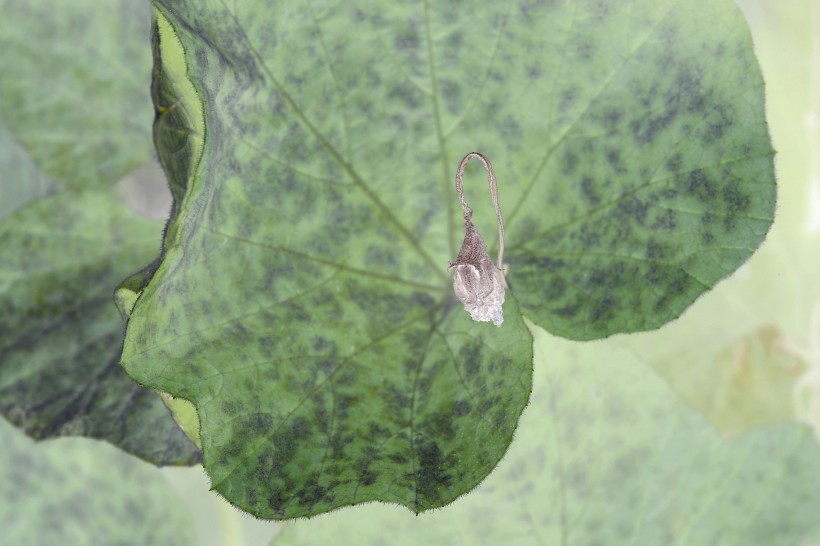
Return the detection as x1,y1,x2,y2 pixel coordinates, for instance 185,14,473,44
270,328,820,545
0,0,153,189
0,417,195,545
501,0,774,339
0,0,199,464
121,0,774,517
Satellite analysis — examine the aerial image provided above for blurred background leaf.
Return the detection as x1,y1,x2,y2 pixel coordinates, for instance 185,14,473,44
0,417,195,546
0,0,199,464
0,0,153,189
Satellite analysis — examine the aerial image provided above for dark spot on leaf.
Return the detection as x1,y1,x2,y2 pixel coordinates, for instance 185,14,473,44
425,412,455,438
359,469,377,486
603,108,623,128
590,295,617,323
701,104,735,143
295,473,329,508
459,341,482,377
666,153,682,172
364,245,398,268
559,88,576,114
562,150,579,175
580,176,601,206
645,240,665,260
542,276,567,299
605,149,623,171
645,263,665,285
650,209,677,231
631,107,677,144
500,116,523,143
493,408,508,428
577,224,602,247
686,169,715,201
384,384,410,414
221,400,239,417
479,396,499,414
195,49,208,72
703,211,717,225
394,24,420,51
576,39,596,61
283,301,310,322
388,81,420,109
722,180,751,215
414,436,452,507
236,413,273,442
412,291,436,308
313,336,330,351
388,451,408,464
453,399,471,417
554,301,581,318
617,196,648,224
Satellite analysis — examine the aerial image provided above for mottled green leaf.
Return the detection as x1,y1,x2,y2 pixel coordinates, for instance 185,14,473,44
501,0,775,339
270,328,820,546
121,0,773,518
0,417,195,546
0,0,154,189
616,0,819,439
0,187,199,465
121,6,533,518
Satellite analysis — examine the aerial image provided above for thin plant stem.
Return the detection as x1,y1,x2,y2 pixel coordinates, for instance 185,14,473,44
455,152,506,278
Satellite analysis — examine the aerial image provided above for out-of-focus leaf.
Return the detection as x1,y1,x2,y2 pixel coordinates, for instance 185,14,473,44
0,123,55,217
0,0,153,189
0,417,195,546
704,325,806,435
0,188,200,465
0,0,199,464
623,320,808,437
270,327,820,546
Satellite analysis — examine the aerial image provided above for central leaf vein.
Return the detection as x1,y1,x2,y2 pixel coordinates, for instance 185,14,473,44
220,0,446,281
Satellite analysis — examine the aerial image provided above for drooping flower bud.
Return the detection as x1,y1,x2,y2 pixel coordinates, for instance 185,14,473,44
448,152,507,327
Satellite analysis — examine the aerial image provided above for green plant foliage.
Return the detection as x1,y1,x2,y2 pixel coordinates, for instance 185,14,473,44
120,0,775,519
0,187,200,465
0,124,55,217
122,5,535,519
0,418,195,545
615,0,820,440
503,0,774,340
0,0,199,464
0,0,154,189
270,328,820,545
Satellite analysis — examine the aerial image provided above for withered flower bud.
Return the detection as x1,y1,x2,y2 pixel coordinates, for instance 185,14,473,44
448,153,507,327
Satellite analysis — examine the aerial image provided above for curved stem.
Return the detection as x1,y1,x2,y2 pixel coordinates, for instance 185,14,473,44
455,152,506,275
